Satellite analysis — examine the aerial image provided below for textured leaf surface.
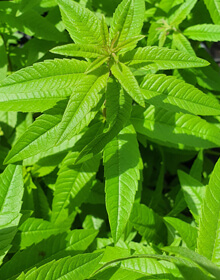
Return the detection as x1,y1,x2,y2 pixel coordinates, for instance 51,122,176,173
56,70,108,145
57,0,102,45
103,125,140,242
0,59,87,112
0,165,23,264
197,159,220,266
184,24,220,42
0,230,98,280
164,217,197,250
130,203,165,244
51,43,105,58
172,32,196,56
51,152,100,225
13,218,68,250
111,62,145,106
141,73,220,115
17,252,103,280
131,105,220,149
120,46,209,72
204,0,220,25
0,35,7,81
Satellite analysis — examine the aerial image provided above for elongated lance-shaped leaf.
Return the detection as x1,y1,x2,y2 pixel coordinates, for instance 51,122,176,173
4,101,67,164
0,59,87,112
16,252,103,280
204,0,220,25
164,217,198,250
0,229,98,280
57,0,103,45
197,159,220,266
0,35,7,81
56,69,109,145
114,35,145,53
172,32,196,56
51,151,100,225
184,24,220,42
131,104,220,150
120,46,209,73
110,0,145,44
111,62,145,107
100,15,109,46
141,73,220,115
168,0,197,26
12,217,68,250
103,124,140,243
0,164,23,265
76,84,132,164
85,56,109,74
51,43,106,58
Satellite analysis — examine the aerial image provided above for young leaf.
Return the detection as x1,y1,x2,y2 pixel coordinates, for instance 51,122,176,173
131,105,220,150
85,56,109,74
141,73,220,115
0,230,98,280
203,0,220,25
103,124,140,242
197,159,220,266
17,252,103,280
100,15,109,46
51,43,106,58
172,32,196,56
168,0,197,26
184,24,220,42
0,35,7,81
110,0,145,44
57,0,103,45
51,152,100,225
0,165,23,265
120,46,209,73
164,217,198,250
0,59,87,112
111,62,145,107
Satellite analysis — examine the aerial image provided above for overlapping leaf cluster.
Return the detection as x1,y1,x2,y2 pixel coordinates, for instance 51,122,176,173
0,0,220,279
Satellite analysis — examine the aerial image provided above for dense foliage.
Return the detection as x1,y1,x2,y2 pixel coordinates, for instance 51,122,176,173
0,0,220,279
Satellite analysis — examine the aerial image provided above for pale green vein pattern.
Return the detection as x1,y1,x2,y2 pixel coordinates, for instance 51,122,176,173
184,24,220,42
131,105,220,149
104,124,140,242
204,0,220,25
57,0,103,45
141,74,220,115
17,252,103,280
197,159,220,266
0,59,87,112
120,46,209,71
0,165,23,264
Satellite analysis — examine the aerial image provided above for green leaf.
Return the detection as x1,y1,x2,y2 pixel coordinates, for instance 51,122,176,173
120,46,209,73
76,82,132,164
114,35,145,53
204,0,220,25
110,0,145,44
17,251,103,280
131,104,220,149
57,0,103,45
0,229,98,280
197,159,220,266
184,24,220,42
51,43,106,58
0,59,87,112
111,62,145,107
100,15,109,46
56,69,109,145
0,35,7,81
85,56,109,74
168,0,197,26
130,203,166,244
163,246,220,280
178,170,205,221
172,32,196,56
51,152,100,225
141,73,220,115
103,124,140,242
12,217,68,250
164,217,198,250
0,165,23,265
